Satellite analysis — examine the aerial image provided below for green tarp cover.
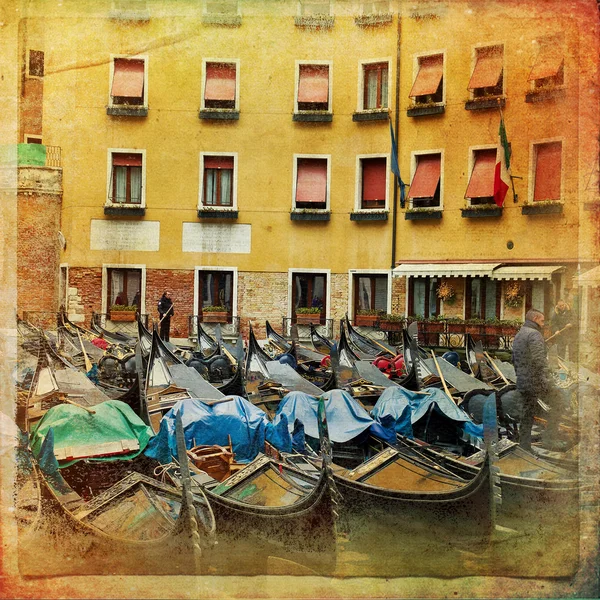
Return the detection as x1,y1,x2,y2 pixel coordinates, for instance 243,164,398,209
30,400,153,467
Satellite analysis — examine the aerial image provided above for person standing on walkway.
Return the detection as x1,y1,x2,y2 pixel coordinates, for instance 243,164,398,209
550,299,578,361
158,291,174,342
512,308,565,451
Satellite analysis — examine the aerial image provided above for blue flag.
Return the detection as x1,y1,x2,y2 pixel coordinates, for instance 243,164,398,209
389,120,406,207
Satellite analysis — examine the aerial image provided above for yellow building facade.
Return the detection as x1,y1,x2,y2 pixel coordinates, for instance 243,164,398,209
14,0,600,340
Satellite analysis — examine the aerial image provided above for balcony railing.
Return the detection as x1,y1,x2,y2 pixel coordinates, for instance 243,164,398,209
282,317,334,340
46,146,62,167
188,315,240,341
92,312,149,335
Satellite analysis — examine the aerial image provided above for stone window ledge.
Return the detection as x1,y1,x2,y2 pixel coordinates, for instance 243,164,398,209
293,112,333,122
104,205,145,216
350,211,388,221
354,13,393,27
521,203,563,215
107,106,148,117
352,110,388,122
461,206,503,218
405,210,442,220
464,97,506,111
199,109,239,120
197,209,238,219
291,210,330,221
294,15,335,29
525,87,566,104
407,104,445,117
202,14,242,27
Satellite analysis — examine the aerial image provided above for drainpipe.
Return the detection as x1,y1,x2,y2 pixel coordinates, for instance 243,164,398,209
390,6,401,271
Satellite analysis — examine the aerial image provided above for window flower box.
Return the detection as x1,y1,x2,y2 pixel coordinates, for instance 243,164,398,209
352,110,389,122
379,315,404,331
296,313,321,325
110,311,136,322
464,97,506,111
354,13,393,27
355,314,380,327
202,306,228,323
521,202,563,215
405,209,442,220
407,104,445,118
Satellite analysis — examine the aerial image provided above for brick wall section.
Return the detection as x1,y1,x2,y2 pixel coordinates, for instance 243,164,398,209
17,191,61,326
391,275,406,316
20,78,43,140
440,277,465,318
146,269,195,338
68,267,102,324
329,273,348,338
237,272,288,339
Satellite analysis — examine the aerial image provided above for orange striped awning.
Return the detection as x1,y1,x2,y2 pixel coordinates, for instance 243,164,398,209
296,159,327,203
528,45,564,81
409,55,443,98
408,155,441,199
205,63,237,101
298,65,329,103
465,149,496,198
111,59,145,98
468,49,503,90
534,142,562,201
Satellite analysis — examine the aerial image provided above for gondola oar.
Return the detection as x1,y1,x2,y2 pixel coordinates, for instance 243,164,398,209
76,328,93,373
483,351,510,385
430,350,457,404
544,323,573,344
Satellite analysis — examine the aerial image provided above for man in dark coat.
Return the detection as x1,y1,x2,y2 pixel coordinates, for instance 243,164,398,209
157,291,174,342
512,308,564,451
550,299,578,361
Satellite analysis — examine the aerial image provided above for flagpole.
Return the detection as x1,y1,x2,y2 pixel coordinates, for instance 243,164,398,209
497,100,518,203
390,12,401,271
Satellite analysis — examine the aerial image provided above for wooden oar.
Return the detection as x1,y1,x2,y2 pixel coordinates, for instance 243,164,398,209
76,329,93,373
158,304,174,325
545,323,573,344
60,394,96,414
430,350,457,404
483,351,509,385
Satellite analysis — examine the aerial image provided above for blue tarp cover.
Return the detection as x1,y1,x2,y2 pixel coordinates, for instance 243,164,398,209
145,396,292,464
273,389,376,443
371,386,483,442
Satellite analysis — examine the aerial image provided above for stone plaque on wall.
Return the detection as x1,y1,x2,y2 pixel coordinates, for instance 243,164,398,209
182,222,251,254
90,220,160,252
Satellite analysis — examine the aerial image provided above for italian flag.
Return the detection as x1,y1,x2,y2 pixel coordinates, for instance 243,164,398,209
494,118,511,207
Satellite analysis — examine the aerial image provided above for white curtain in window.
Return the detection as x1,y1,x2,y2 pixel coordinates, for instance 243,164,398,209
114,167,126,203
204,274,214,306
205,170,216,205
374,277,388,311
413,279,426,317
428,277,438,317
531,281,545,312
130,167,142,204
111,270,124,305
128,271,141,305
220,170,232,206
225,274,232,307
367,69,378,109
471,278,482,317
380,68,388,108
485,279,497,319
358,278,372,311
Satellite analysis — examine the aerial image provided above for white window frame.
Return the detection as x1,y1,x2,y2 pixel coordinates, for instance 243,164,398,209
194,266,238,317
292,153,331,212
101,264,146,315
361,0,390,15
198,151,238,213
106,148,147,208
59,263,69,311
26,49,44,79
294,60,333,114
410,50,446,106
108,54,149,109
287,268,331,321
298,0,332,16
348,269,392,317
200,58,240,112
409,149,444,210
24,134,43,144
469,42,505,99
528,137,564,205
354,153,390,212
465,144,496,207
357,57,391,112
204,0,240,16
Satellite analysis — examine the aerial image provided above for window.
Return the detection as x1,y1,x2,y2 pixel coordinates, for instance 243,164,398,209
292,273,327,323
27,50,44,78
408,277,439,318
465,148,497,206
532,141,562,202
362,62,389,110
361,0,390,14
109,57,147,108
465,277,500,319
108,151,144,206
293,156,329,210
529,40,564,90
107,268,142,309
300,1,331,15
296,63,331,112
206,0,238,14
199,154,237,210
354,274,388,314
202,61,238,110
409,54,444,105
408,153,442,208
357,156,388,210
24,135,43,144
468,46,503,98
198,270,234,320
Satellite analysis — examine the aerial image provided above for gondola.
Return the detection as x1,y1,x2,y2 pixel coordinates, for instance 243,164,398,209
310,323,334,355
90,316,137,347
24,407,214,576
345,315,396,357
193,318,220,357
265,320,292,353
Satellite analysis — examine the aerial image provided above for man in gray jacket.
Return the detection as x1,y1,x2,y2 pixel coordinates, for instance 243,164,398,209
512,308,564,451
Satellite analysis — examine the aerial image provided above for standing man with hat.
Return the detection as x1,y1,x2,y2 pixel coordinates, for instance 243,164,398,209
158,290,174,342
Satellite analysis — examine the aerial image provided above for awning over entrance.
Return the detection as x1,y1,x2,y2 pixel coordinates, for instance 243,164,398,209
490,265,564,281
575,265,600,288
393,263,500,278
